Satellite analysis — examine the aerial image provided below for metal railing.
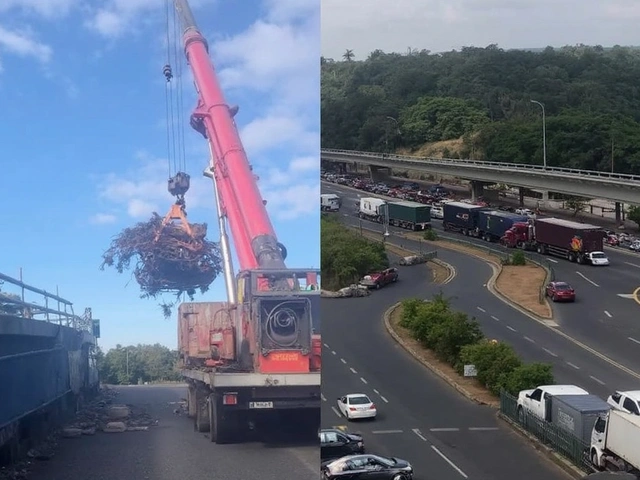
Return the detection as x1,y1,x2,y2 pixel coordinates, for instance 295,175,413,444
321,148,640,184
499,391,591,472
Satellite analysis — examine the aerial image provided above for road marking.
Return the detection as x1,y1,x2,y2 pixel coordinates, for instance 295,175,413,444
349,367,357,374
491,315,500,321
412,428,428,441
340,358,346,364
624,262,640,268
618,294,636,299
604,310,612,318
323,343,330,348
547,258,558,263
566,362,580,369
430,427,460,432
321,393,326,401
379,395,389,403
431,445,469,478
634,287,640,307
360,377,368,384
477,307,486,313
331,350,336,355
629,337,640,345
542,348,558,357
576,271,600,287
372,430,403,434
590,375,606,386
506,325,517,332
468,427,499,431
331,406,341,418
523,336,535,343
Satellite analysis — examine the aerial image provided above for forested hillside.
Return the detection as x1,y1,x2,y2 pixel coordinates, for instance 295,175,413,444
321,45,640,174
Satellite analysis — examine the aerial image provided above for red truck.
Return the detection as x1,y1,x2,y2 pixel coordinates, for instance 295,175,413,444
359,268,399,289
501,217,606,265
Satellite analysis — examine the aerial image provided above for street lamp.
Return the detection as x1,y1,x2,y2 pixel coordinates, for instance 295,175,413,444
383,203,390,240
530,100,547,169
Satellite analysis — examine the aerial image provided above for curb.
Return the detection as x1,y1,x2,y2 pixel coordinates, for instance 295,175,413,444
496,412,589,479
383,303,499,408
430,258,456,285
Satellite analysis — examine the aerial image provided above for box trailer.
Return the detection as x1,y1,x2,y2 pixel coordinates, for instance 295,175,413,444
442,201,488,235
386,201,431,231
474,210,528,242
591,409,640,474
550,394,611,444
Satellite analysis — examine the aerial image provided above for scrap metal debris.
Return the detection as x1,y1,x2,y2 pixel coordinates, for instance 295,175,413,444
321,285,371,298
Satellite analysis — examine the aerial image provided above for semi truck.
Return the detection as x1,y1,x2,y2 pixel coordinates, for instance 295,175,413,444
359,197,386,222
171,0,321,444
590,409,640,475
386,201,431,231
321,194,341,212
442,201,488,235
473,210,529,242
501,217,607,264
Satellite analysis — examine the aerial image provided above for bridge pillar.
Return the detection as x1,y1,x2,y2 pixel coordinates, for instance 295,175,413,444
470,180,485,202
369,165,392,182
518,187,525,207
615,202,622,226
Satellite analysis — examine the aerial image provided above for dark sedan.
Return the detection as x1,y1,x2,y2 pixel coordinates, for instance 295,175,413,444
321,454,413,479
545,281,576,302
320,428,365,460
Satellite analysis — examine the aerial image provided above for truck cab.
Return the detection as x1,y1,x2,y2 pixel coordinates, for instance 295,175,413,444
321,194,341,212
517,384,588,421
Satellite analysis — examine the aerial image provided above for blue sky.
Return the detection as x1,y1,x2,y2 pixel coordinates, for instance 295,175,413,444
0,0,320,351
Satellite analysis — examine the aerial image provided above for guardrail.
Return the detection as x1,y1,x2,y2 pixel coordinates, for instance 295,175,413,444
499,391,591,474
322,148,640,183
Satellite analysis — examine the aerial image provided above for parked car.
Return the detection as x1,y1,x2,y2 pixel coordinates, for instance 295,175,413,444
431,206,444,219
607,391,640,415
336,394,377,420
320,428,365,459
545,281,576,302
321,454,414,480
359,268,398,289
630,241,640,252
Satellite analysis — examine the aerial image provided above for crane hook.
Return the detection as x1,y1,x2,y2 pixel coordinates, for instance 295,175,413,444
163,64,173,82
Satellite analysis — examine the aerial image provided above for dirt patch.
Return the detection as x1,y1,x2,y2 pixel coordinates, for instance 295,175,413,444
389,306,498,407
496,265,551,318
429,261,451,285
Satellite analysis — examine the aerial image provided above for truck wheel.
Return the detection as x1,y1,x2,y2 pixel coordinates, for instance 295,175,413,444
577,255,584,264
537,245,544,254
591,450,601,470
195,396,210,433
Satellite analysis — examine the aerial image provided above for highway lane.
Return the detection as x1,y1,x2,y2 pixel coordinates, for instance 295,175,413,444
321,265,571,480
29,385,317,480
323,181,640,374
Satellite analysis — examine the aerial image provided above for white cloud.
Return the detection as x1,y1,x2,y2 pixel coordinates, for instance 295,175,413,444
0,0,77,18
240,115,317,156
0,26,52,63
89,213,118,225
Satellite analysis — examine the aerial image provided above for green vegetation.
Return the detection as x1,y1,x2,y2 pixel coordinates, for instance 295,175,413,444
399,294,554,396
97,344,180,385
321,215,388,290
502,249,527,266
628,205,640,228
322,45,640,174
423,229,438,241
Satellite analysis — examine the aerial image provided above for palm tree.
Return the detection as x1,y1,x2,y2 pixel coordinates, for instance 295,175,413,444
343,49,354,62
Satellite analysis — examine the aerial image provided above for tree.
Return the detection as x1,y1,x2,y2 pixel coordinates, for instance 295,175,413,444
99,343,180,385
564,196,587,216
627,205,640,229
343,49,355,62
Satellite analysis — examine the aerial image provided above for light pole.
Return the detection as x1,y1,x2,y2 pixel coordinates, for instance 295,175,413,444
384,116,400,153
530,100,547,169
383,203,390,241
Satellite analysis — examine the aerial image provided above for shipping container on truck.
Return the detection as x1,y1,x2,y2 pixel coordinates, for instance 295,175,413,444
386,201,431,231
359,197,386,223
442,201,488,235
474,210,528,242
548,394,611,445
591,409,640,474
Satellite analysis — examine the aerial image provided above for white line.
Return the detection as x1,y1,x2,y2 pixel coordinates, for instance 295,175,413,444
321,393,326,401
372,430,403,434
373,389,380,395
468,427,499,431
360,377,368,384
331,350,336,355
566,362,580,370
491,315,500,321
576,271,600,287
331,406,341,418
604,310,612,318
349,367,357,374
379,395,389,403
431,445,469,478
547,258,558,263
323,343,329,348
430,427,460,432
542,348,558,357
523,336,535,343
477,307,486,313
624,261,640,268
590,375,606,385
412,428,427,441
340,358,346,364
506,325,517,332
629,337,640,345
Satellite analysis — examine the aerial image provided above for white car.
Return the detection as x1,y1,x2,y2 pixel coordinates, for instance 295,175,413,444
587,251,610,266
431,206,444,219
607,390,640,415
515,208,535,218
337,394,377,420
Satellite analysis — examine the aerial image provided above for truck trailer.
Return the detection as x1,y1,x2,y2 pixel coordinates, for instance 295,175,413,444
442,201,488,235
591,409,640,475
473,210,529,242
502,217,606,264
549,394,611,444
386,201,431,231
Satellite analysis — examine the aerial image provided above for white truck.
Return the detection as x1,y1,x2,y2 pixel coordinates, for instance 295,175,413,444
517,384,588,422
321,194,341,212
590,409,640,475
359,197,386,222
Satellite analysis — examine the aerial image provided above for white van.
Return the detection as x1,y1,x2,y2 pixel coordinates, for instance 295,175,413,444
321,194,341,212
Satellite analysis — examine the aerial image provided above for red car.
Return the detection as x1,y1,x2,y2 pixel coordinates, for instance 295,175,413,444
360,268,399,289
545,281,576,302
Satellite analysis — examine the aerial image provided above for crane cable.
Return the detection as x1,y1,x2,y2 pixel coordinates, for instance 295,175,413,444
172,6,187,174
164,0,175,177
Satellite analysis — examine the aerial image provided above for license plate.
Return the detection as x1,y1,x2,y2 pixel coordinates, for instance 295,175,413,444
249,401,274,409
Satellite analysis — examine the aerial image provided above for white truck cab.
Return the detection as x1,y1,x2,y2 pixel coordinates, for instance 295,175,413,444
517,384,588,421
321,194,341,212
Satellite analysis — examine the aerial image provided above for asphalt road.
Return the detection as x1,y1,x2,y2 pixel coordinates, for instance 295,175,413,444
28,385,317,480
323,181,640,376
321,263,571,480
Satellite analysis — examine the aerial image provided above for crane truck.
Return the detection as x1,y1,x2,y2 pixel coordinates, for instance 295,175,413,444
169,0,321,444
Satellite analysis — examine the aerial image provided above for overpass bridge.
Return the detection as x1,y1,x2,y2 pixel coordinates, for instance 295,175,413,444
321,149,640,208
